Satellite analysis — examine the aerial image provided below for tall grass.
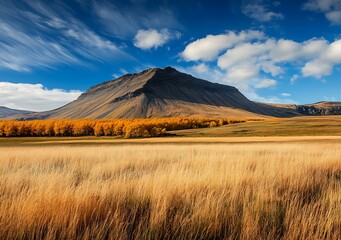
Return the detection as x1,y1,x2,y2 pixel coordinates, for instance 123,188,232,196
0,143,340,239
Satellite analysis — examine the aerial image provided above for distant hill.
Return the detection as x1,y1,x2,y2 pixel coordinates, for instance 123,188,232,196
0,106,32,118
14,67,300,120
265,101,341,116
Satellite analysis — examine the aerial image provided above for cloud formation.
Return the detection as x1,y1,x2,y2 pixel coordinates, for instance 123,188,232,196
302,40,341,77
216,38,334,81
134,29,181,50
0,0,126,72
182,30,265,61
242,2,283,22
183,31,341,83
280,93,291,97
0,82,82,111
93,1,181,39
304,0,341,24
181,30,341,102
255,79,277,89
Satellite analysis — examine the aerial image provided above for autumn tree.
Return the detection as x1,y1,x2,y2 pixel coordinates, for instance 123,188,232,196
0,117,248,138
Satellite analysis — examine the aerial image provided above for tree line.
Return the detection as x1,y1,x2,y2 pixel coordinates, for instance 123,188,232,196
0,118,249,138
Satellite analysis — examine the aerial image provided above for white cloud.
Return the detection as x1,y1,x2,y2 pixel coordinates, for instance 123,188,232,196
270,38,329,62
225,63,260,83
301,38,330,58
302,60,333,77
326,10,341,23
269,39,301,62
325,39,341,62
303,0,341,24
93,1,181,39
0,0,127,72
290,74,299,84
112,68,128,79
273,1,281,7
183,32,337,84
134,29,180,50
303,0,339,11
214,38,328,85
181,30,341,104
280,93,291,97
242,3,283,22
217,41,270,70
182,30,265,61
255,79,277,89
0,82,82,111
302,40,341,77
215,36,339,80
0,22,78,72
65,28,118,52
191,63,209,74
261,61,283,76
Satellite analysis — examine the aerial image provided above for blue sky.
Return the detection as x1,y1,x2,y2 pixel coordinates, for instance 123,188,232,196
0,0,341,111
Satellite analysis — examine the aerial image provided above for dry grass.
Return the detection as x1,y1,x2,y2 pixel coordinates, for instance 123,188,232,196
173,115,341,137
0,143,340,239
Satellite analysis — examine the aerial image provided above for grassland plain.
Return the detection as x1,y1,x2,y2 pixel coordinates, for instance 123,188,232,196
0,142,340,239
172,116,341,137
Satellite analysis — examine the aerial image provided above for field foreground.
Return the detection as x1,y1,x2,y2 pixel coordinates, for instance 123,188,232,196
0,141,340,239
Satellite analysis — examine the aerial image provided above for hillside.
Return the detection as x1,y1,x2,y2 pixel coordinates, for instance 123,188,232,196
13,67,299,120
0,106,32,118
266,101,341,115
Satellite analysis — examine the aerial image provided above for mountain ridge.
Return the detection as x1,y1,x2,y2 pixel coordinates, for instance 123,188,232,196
0,106,33,118
40,66,298,119
265,101,341,115
4,67,341,120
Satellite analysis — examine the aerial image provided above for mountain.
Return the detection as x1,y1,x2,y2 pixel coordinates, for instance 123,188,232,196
296,102,341,115
15,67,300,120
266,101,341,115
0,106,32,118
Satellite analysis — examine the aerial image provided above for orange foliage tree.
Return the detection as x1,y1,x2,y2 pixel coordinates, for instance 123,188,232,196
0,118,250,138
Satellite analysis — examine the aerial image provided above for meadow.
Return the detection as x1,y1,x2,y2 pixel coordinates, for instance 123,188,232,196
0,141,340,239
173,115,341,137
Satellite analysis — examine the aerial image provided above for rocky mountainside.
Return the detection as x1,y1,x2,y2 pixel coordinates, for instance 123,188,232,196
14,67,301,120
296,104,341,115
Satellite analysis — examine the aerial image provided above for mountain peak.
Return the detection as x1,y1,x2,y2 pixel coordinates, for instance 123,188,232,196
141,66,178,74
13,67,302,119
84,66,182,96
161,66,177,72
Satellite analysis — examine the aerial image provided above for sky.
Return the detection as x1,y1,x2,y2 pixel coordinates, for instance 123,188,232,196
0,0,341,111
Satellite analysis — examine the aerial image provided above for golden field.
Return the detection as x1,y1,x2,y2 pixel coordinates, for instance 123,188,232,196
0,141,340,239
